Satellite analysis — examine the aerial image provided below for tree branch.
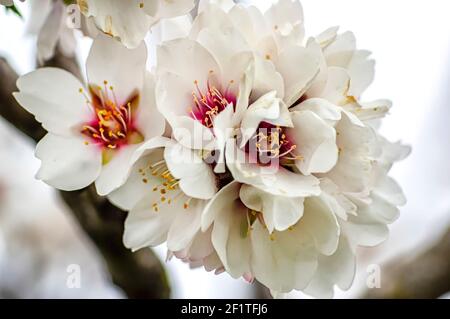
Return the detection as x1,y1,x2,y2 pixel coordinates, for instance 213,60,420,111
362,226,450,299
0,54,170,299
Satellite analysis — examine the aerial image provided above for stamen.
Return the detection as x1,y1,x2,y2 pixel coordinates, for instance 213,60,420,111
81,84,141,149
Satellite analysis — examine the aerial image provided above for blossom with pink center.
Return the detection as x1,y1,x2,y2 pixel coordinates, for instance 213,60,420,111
189,79,237,128
14,34,165,194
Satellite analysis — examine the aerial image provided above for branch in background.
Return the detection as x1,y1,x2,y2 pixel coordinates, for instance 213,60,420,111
0,52,170,299
362,226,450,299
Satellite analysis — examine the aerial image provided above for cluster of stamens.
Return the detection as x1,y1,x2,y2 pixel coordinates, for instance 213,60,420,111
80,81,141,149
189,77,236,128
247,122,303,166
139,160,192,212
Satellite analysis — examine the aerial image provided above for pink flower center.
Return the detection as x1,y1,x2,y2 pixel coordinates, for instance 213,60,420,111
80,82,143,152
188,79,236,128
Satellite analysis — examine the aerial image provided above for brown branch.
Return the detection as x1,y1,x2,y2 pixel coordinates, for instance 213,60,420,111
0,54,170,299
362,226,450,299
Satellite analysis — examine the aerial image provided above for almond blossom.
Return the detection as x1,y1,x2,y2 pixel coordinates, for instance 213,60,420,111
13,34,165,194
107,136,221,269
9,0,411,299
151,0,409,297
77,0,195,48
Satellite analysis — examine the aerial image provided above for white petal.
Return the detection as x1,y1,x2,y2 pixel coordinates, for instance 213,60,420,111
239,184,304,233
14,68,91,137
150,0,194,19
264,0,304,38
373,175,406,207
198,0,234,13
300,197,340,256
313,66,351,104
156,38,221,88
304,236,355,298
164,143,217,199
251,55,285,102
191,2,234,37
315,26,339,49
95,144,141,196
250,221,318,292
155,71,195,121
347,50,375,97
290,98,342,125
322,112,375,193
123,195,178,251
35,133,102,191
324,31,356,67
289,110,338,175
201,181,240,231
196,25,249,77
176,227,215,262
107,147,165,210
275,44,320,106
134,72,166,139
319,178,357,221
167,199,204,252
211,189,252,278
82,0,154,48
172,116,216,151
37,1,65,63
213,104,234,174
87,33,147,102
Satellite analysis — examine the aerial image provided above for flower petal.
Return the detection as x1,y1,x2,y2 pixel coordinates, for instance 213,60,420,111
239,184,304,233
37,1,65,63
164,143,217,199
107,147,166,210
300,197,340,256
123,195,178,251
304,236,355,298
14,68,91,137
288,110,338,175
35,133,102,191
147,0,194,19
167,199,204,252
210,184,253,278
134,72,166,139
87,33,147,102
95,144,141,196
250,220,318,292
274,43,320,106
82,0,154,48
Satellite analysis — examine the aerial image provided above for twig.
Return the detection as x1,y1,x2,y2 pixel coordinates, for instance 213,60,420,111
0,53,170,299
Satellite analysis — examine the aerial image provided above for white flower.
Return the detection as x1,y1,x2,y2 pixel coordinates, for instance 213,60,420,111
107,136,219,265
13,34,165,194
148,0,410,298
29,0,76,63
78,0,195,48
154,2,324,200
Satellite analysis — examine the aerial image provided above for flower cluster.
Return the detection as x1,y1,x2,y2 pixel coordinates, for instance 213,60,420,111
13,0,409,298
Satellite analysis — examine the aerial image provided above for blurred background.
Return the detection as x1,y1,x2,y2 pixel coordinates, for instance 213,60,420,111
0,0,449,298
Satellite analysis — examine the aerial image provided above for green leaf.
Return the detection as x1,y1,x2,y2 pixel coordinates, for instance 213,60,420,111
5,4,23,18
